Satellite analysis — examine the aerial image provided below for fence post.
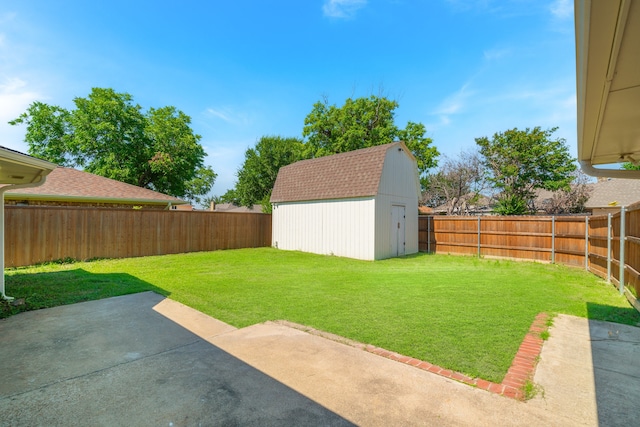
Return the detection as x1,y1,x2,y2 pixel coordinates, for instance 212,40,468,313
427,216,431,254
584,216,589,271
477,215,481,258
607,213,612,283
619,206,626,295
551,216,556,264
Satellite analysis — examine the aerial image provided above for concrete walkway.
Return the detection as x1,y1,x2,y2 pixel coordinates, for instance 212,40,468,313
1,292,639,426
528,314,640,426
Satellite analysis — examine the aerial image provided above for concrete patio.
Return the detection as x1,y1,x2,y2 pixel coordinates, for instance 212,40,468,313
1,292,638,426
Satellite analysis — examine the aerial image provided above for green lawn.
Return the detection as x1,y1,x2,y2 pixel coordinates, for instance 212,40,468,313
3,248,639,383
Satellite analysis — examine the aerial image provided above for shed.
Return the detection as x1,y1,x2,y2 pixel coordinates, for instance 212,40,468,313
270,141,420,260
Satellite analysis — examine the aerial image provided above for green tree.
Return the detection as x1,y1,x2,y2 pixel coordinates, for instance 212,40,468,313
10,88,216,205
220,188,240,205
475,127,576,215
233,136,306,212
302,95,439,175
622,162,640,170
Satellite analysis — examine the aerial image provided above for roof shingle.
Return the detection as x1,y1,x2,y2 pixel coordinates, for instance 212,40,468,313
270,142,403,203
585,178,640,208
3,167,186,205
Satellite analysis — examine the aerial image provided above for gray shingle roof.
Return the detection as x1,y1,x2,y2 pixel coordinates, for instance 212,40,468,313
270,142,403,203
214,203,262,213
585,178,640,208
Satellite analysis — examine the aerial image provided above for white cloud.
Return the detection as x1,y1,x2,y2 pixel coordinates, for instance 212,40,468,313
430,83,476,127
204,107,251,126
206,108,232,123
550,0,572,19
0,77,42,124
323,0,367,19
0,77,44,152
0,12,15,48
483,47,510,61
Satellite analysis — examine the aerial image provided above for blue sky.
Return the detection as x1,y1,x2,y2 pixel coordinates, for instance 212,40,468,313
1,0,576,196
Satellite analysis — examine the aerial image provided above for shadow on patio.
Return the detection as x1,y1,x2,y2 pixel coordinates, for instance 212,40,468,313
586,302,640,427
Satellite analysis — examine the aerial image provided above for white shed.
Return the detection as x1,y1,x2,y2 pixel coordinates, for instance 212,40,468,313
270,141,420,260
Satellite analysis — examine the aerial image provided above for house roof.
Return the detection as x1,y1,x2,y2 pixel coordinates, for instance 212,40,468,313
418,206,433,215
584,178,640,208
575,0,640,178
3,166,187,205
270,142,411,203
214,203,262,213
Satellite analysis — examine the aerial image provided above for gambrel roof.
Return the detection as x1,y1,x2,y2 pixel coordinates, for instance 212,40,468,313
270,141,413,203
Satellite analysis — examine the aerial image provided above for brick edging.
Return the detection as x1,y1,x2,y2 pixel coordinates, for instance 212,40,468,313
275,312,550,401
364,313,550,400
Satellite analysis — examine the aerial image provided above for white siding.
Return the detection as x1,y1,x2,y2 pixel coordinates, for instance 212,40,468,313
272,197,376,260
374,147,420,259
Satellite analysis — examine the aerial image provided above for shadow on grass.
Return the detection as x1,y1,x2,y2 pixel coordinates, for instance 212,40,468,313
586,302,640,427
1,268,168,319
585,300,640,325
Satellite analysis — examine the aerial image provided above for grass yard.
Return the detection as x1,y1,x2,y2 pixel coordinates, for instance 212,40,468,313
3,247,639,383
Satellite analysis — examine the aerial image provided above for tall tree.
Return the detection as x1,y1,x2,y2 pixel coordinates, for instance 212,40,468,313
10,88,216,205
422,150,488,214
475,127,576,215
228,136,306,212
302,95,439,176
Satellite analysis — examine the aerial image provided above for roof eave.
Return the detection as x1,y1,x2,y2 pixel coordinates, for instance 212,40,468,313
575,0,640,176
271,194,377,204
0,147,57,185
4,193,188,205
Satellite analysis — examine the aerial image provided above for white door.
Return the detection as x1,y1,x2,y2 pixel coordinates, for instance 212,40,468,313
391,205,406,256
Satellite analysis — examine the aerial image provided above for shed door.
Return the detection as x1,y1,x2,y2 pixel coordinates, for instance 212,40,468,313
391,205,406,257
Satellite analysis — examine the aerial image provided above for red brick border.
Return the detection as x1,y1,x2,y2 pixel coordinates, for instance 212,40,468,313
364,313,550,400
275,313,550,400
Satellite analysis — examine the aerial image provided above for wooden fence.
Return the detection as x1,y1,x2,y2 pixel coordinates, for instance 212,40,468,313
420,202,640,302
6,204,639,304
5,206,272,268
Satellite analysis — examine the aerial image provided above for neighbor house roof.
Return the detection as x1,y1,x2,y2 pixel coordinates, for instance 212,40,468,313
214,203,262,213
418,206,433,215
270,142,413,203
3,166,187,206
584,178,640,208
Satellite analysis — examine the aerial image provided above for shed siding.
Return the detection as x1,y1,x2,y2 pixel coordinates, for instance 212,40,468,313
374,147,420,259
272,198,376,260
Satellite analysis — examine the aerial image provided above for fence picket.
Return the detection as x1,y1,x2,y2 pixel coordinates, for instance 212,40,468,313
5,206,271,267
419,208,640,301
